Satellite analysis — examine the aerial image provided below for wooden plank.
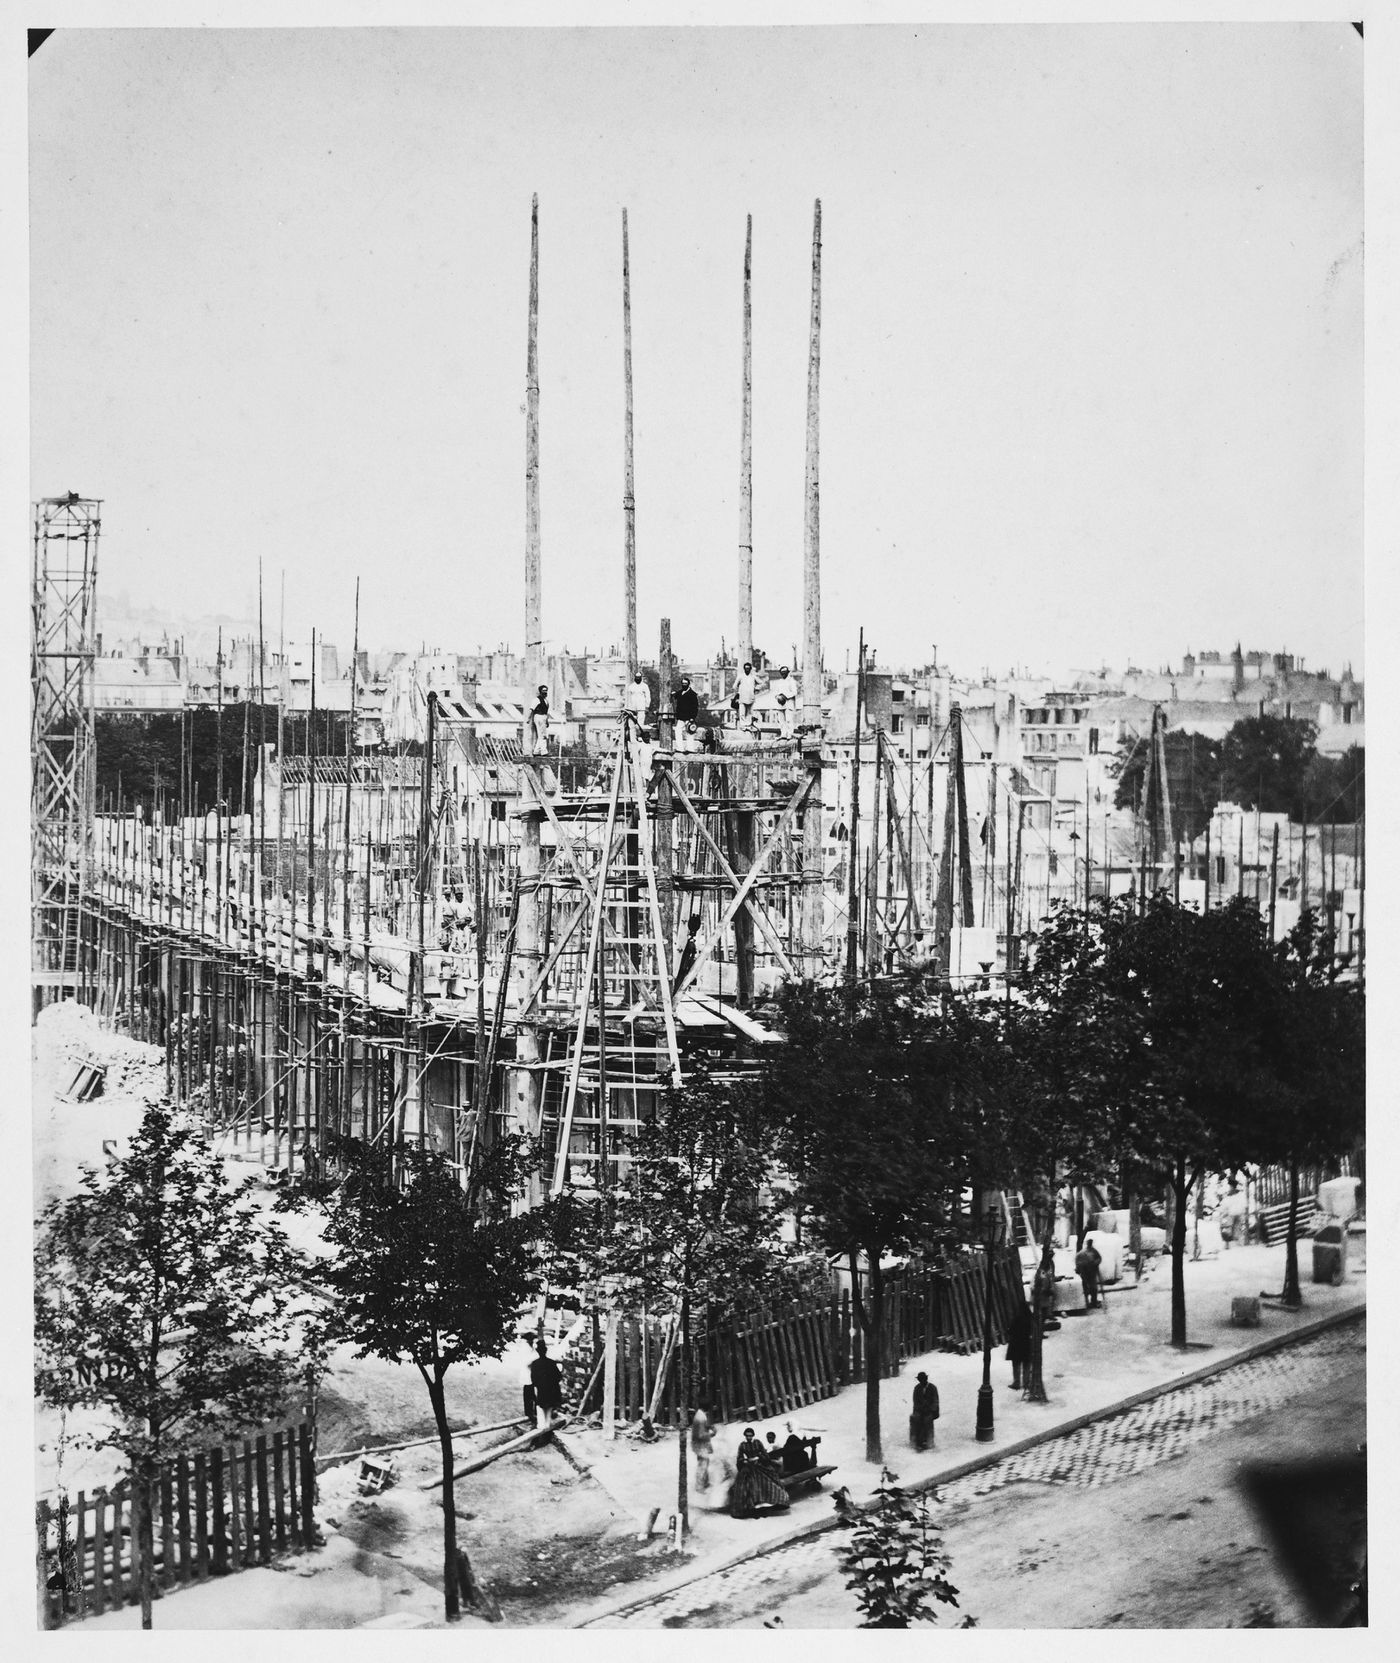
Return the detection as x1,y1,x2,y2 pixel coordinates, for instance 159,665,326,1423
732,1326,756,1420
810,1304,834,1397
210,1448,227,1575
255,1435,272,1564
297,1423,316,1547
272,1432,288,1553
753,1309,780,1416
227,1439,242,1570
623,1318,638,1421
788,1302,816,1406
714,1319,733,1423
37,1498,54,1630
176,1457,192,1585
778,1304,810,1408
242,1440,257,1565
160,1463,175,1589
285,1433,299,1550
90,1491,107,1615
194,1452,210,1580
601,1312,618,1441
74,1491,88,1619
782,1303,812,1408
109,1487,124,1610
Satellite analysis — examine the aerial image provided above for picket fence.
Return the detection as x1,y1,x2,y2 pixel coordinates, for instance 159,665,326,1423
572,1248,1025,1429
37,1420,316,1628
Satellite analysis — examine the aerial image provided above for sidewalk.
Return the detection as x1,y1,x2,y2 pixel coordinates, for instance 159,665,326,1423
559,1239,1366,1626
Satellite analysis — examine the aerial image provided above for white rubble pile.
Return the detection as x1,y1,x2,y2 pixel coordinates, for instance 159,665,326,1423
34,999,167,1105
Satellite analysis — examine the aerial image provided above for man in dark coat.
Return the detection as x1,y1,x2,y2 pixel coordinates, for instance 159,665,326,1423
674,676,700,723
909,1372,939,1450
529,1340,564,1425
1075,1239,1103,1308
1006,1299,1034,1390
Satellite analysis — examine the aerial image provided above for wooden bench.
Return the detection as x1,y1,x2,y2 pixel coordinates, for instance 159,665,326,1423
778,1463,837,1498
775,1435,836,1498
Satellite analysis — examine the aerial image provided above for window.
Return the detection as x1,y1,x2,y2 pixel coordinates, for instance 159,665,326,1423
1088,727,1100,755
1343,703,1354,724
891,713,904,733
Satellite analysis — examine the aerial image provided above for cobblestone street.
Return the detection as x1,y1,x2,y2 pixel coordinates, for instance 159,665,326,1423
588,1315,1365,1628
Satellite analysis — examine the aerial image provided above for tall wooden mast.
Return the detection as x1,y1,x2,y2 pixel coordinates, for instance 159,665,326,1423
623,207,638,677
799,199,825,974
738,213,753,668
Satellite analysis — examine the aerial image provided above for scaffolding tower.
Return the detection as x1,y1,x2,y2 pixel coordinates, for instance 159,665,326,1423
32,494,100,1014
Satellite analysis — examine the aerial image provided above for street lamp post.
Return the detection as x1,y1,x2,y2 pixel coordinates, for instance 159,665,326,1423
975,1203,1000,1442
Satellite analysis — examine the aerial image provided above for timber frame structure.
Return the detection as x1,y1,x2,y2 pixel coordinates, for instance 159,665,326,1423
32,495,100,1016
73,709,827,1191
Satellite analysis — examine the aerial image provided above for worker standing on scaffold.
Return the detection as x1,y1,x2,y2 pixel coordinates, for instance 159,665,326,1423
623,671,652,737
528,684,550,756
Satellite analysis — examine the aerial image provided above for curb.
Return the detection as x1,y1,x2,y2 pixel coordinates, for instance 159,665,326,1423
568,1299,1365,1628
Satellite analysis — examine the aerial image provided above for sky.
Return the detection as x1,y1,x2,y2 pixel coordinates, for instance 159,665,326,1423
28,20,1364,680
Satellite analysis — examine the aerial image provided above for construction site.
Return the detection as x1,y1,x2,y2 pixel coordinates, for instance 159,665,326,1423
34,201,1093,1209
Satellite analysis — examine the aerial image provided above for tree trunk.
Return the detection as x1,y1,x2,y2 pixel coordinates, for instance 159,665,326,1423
135,1455,156,1630
1170,1157,1189,1348
677,1283,691,1538
848,1246,885,1464
1281,1155,1303,1308
428,1374,461,1621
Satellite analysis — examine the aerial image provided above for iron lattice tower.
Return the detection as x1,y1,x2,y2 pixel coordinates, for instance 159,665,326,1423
32,494,100,1014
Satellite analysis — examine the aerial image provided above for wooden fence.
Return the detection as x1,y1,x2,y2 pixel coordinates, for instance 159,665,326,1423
36,1420,316,1629
574,1249,1027,1429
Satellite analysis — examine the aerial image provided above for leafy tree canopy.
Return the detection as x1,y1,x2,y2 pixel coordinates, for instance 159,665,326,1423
1113,729,1223,843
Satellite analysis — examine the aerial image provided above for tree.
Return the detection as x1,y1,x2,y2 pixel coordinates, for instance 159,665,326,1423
1219,715,1318,815
577,1071,786,1535
835,1469,965,1627
1080,895,1288,1347
1113,728,1222,843
304,1134,560,1623
1299,746,1365,825
763,975,1000,1462
34,1104,314,1629
1003,900,1134,1395
1263,912,1366,1306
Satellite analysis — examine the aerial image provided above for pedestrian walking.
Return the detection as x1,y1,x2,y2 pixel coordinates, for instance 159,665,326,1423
909,1371,939,1450
690,1402,715,1492
1075,1238,1103,1309
1006,1298,1033,1389
528,1339,564,1427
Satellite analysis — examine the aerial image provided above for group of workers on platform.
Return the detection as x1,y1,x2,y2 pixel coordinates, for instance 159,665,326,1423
523,661,800,760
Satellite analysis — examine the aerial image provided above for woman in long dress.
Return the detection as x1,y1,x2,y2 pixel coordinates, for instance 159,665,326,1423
729,1427,791,1518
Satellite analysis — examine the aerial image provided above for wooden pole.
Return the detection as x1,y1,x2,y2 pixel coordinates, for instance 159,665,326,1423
738,213,753,666
845,630,864,985
343,578,360,948
308,629,317,978
216,629,225,943
517,194,545,1204
525,194,542,691
1268,822,1279,942
622,207,637,678
657,618,675,964
800,199,824,974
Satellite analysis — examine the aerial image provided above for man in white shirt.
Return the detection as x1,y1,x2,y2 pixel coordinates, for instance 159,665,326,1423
735,662,757,726
773,665,795,735
624,671,652,735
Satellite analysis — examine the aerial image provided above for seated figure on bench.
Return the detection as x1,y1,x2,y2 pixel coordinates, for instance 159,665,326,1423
781,1425,818,1475
730,1427,791,1517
